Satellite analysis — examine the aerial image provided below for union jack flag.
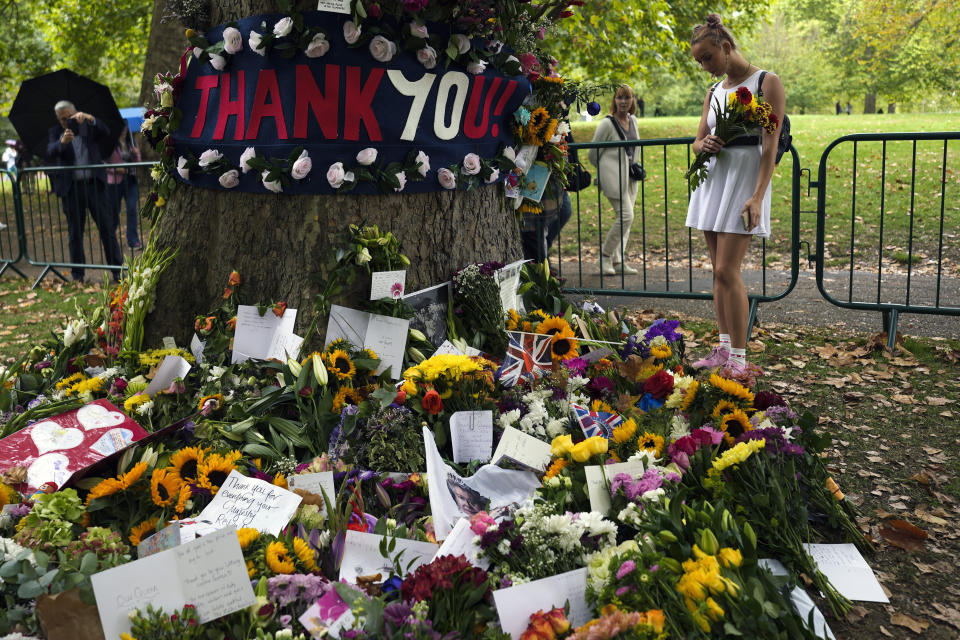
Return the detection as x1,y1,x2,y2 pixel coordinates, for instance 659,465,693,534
495,331,553,388
571,403,624,439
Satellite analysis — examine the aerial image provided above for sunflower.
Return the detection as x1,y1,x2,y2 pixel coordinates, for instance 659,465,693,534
0,482,19,509
85,478,123,505
536,316,572,337
518,200,542,215
237,528,260,550
174,484,192,514
590,398,614,414
637,432,665,458
551,331,579,361
170,446,205,484
612,418,638,444
332,386,362,413
326,349,356,381
197,393,224,412
129,517,160,546
265,540,296,574
246,560,257,579
650,344,673,360
55,372,84,390
119,462,148,490
709,374,754,404
680,380,700,413
506,308,521,330
711,399,739,421
293,536,319,572
720,409,753,446
150,468,181,507
544,458,568,479
272,473,288,489
197,453,239,495
323,338,351,355
362,348,378,361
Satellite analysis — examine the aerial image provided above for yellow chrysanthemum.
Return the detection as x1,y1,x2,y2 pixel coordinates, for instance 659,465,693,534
266,540,295,574
293,536,319,572
544,458,568,479
129,517,160,546
326,349,356,381
637,432,665,458
680,380,700,413
68,376,105,397
170,446,205,484
709,374,754,404
150,467,181,507
138,348,195,368
650,344,672,360
402,354,490,384
719,409,753,446
237,528,260,550
612,418,638,444
197,453,239,495
712,439,766,473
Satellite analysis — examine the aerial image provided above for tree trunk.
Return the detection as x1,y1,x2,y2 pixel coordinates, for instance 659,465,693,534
863,93,876,114
887,103,895,114
139,0,189,108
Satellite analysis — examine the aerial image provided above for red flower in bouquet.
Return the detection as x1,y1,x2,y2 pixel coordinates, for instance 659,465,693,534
643,369,674,400
422,388,443,415
736,86,752,105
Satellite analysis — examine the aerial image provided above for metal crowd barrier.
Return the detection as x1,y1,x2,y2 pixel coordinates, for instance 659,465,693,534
0,169,27,278
813,132,960,347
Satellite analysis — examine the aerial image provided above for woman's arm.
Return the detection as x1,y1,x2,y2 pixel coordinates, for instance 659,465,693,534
742,72,786,230
588,118,613,166
691,88,718,155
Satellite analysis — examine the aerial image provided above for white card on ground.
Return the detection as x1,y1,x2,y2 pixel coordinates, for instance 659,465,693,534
584,460,646,515
144,355,192,397
433,518,489,569
190,333,205,364
492,426,552,472
450,411,493,463
803,543,889,602
493,568,591,640
232,304,298,364
326,305,409,379
338,530,438,584
196,470,302,535
288,471,336,515
268,331,304,361
370,270,406,300
316,0,351,13
789,585,836,640
92,527,255,640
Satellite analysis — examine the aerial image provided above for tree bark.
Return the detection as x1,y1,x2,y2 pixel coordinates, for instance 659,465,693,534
139,0,189,108
887,103,895,114
863,93,876,114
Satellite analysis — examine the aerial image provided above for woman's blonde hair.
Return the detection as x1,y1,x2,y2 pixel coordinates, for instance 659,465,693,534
691,13,738,50
608,84,637,116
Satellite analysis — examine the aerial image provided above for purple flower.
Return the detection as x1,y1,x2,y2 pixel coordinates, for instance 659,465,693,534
615,586,632,596
645,318,681,342
586,375,613,398
650,564,659,572
565,357,589,376
616,560,636,579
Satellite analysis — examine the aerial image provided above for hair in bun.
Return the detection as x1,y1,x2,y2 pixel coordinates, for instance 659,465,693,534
691,13,738,49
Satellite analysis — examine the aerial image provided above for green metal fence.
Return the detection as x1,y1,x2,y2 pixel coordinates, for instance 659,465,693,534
0,170,27,278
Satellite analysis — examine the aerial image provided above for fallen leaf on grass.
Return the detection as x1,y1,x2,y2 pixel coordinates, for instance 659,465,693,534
879,625,894,637
926,396,952,406
922,446,942,456
912,561,937,574
910,472,931,485
930,603,960,631
879,519,928,551
892,394,915,404
890,612,930,633
845,605,869,623
913,508,948,526
816,344,839,359
747,340,766,352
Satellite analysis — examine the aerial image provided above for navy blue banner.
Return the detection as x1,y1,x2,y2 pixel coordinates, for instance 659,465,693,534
172,12,530,195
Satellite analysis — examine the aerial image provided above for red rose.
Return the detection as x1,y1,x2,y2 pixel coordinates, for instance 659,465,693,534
422,389,443,415
393,389,406,405
644,369,674,400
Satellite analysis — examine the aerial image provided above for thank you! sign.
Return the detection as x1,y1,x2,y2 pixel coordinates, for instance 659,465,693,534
172,11,530,194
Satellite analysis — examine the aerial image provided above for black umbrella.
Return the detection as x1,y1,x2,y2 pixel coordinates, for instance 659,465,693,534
7,69,124,161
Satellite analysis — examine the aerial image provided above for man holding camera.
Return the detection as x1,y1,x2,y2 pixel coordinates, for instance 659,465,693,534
46,100,122,282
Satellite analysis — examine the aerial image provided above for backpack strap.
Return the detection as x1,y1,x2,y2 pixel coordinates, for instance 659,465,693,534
707,81,721,104
757,70,767,99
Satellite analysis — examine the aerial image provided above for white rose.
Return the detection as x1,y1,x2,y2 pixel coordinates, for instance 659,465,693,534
305,32,330,58
343,21,361,44
394,171,407,192
239,147,256,174
291,150,312,179
249,30,265,55
63,318,88,347
557,121,571,136
550,134,562,144
369,35,395,62
176,157,190,180
327,162,347,188
450,34,471,54
410,21,429,39
209,53,227,70
415,150,430,176
462,153,482,175
222,27,243,54
502,146,516,162
198,149,222,167
356,148,378,166
262,171,283,193
437,168,456,189
141,116,156,132
192,47,203,58
466,61,487,75
416,45,437,69
219,169,239,188
273,17,294,38
344,171,355,183
485,168,500,183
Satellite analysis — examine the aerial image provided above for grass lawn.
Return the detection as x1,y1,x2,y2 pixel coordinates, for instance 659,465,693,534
561,113,960,278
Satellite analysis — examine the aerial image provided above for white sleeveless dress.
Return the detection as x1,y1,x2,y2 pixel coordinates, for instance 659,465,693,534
685,69,771,238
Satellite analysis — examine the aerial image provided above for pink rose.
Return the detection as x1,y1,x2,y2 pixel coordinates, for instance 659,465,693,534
239,147,256,174
409,21,428,39
343,21,361,44
219,169,239,188
437,168,456,189
369,35,396,62
249,30,266,55
291,150,312,180
222,27,243,55
415,150,430,176
416,45,437,69
462,153,481,175
305,32,330,58
449,34,471,54
198,149,222,167
327,162,347,188
356,148,378,166
394,171,407,192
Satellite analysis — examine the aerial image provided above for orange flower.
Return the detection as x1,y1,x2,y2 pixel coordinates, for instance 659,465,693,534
273,301,288,317
223,287,234,299
228,270,242,286
226,316,237,331
421,388,443,415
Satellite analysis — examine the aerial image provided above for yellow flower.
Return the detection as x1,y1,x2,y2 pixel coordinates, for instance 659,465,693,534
129,517,160,546
237,528,260,550
123,393,151,413
712,439,766,473
709,374,754,404
266,540,295,574
273,473,288,489
326,349,356,381
544,458,568,479
197,452,239,495
55,372,84,390
150,467,181,507
590,398,614,414
676,572,708,601
637,432,665,458
85,478,123,505
332,386,362,413
718,547,743,569
119,462,148,489
719,409,753,446
506,309,521,330
170,446,205,484
68,376,104,397
650,344,672,360
293,536,319,571
551,434,574,457
612,418,637,444
246,560,257,579
680,380,700,413
401,379,418,397
711,399,738,420
197,393,223,412
174,484,191,514
536,316,572,337
550,332,579,361
570,441,592,463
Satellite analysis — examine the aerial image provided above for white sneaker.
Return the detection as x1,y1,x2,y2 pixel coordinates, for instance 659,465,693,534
616,262,638,275
599,257,616,275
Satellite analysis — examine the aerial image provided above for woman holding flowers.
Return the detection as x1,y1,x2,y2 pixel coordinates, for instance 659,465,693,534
685,14,785,373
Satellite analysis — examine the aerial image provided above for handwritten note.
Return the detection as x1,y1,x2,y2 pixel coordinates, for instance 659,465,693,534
494,260,528,314
433,518,489,569
197,470,302,535
268,331,304,361
162,336,177,350
316,0,351,13
370,270,406,300
288,471,336,516
584,461,646,515
326,305,410,379
232,304,298,364
803,543,889,602
144,355,192,397
450,411,494,463
492,426,552,473
92,527,255,640
190,333,205,364
493,568,591,639
338,530,438,584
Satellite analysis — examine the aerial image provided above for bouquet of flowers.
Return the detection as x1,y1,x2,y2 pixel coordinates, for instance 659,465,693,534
685,87,779,191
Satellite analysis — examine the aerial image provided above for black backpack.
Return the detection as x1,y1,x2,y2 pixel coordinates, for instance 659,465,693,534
708,70,792,163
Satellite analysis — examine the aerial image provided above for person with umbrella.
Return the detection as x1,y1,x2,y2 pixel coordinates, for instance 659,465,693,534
45,100,123,282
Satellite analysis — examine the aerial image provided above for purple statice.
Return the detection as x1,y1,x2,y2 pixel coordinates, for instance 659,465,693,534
328,405,359,461
735,427,805,457
266,573,332,608
763,404,798,422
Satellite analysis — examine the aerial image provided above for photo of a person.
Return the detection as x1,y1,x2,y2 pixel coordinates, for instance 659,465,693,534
445,473,487,516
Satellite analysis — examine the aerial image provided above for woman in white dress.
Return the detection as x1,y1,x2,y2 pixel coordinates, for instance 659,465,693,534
685,14,785,374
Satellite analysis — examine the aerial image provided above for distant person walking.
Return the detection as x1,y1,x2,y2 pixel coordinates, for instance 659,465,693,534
845,101,852,115
684,14,786,375
637,96,645,118
106,125,142,250
835,101,841,115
